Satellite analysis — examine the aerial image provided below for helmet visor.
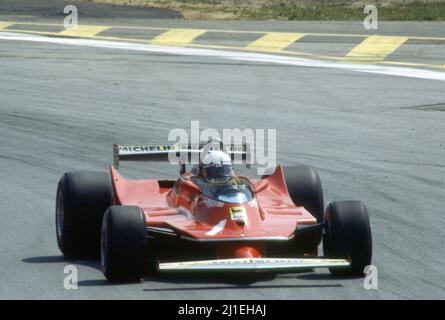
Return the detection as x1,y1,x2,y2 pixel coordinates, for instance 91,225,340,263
204,164,233,181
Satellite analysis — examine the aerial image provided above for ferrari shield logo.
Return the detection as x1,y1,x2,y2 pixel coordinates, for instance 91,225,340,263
230,207,247,222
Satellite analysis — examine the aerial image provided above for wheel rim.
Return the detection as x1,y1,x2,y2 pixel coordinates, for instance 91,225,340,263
55,191,64,241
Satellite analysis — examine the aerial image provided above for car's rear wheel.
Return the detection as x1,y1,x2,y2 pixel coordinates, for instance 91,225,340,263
323,201,372,277
282,165,324,224
101,206,147,282
282,165,324,254
56,172,112,258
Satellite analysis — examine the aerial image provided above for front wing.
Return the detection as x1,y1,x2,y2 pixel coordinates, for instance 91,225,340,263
158,258,350,273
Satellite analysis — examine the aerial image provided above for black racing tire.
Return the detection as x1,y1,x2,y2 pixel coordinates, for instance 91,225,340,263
281,165,324,254
55,172,112,258
282,165,324,224
323,201,372,277
101,206,147,282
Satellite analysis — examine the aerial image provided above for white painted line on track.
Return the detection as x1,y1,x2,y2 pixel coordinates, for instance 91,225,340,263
1,31,445,82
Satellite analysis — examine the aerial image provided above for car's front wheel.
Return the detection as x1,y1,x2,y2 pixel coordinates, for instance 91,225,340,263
323,201,372,277
101,206,147,282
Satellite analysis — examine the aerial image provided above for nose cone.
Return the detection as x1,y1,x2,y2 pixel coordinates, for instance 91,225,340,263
217,244,264,259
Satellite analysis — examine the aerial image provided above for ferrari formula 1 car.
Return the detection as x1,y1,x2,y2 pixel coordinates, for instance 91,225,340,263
55,140,372,282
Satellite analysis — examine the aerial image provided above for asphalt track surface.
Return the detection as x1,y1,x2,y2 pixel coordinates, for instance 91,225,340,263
1,6,445,301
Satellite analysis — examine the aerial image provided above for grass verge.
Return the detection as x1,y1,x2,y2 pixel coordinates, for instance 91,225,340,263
85,0,445,20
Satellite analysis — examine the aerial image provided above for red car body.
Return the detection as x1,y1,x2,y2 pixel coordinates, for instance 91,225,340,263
110,164,319,261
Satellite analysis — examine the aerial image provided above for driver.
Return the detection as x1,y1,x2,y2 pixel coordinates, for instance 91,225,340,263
200,150,236,184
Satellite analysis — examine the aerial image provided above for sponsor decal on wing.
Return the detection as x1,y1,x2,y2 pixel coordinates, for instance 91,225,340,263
118,145,178,154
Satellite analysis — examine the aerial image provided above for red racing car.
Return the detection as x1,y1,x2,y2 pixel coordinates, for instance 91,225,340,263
55,140,372,282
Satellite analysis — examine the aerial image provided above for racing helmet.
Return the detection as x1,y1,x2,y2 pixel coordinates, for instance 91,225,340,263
201,151,233,183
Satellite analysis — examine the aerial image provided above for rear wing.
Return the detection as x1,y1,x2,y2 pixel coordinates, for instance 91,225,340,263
113,143,250,169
